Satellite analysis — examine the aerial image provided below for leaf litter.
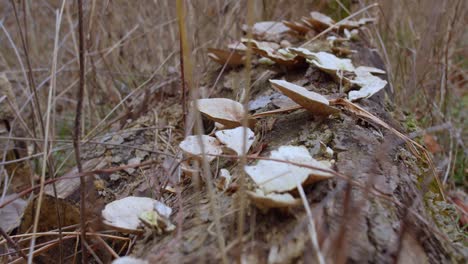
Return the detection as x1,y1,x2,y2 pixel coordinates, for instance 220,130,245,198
24,7,456,263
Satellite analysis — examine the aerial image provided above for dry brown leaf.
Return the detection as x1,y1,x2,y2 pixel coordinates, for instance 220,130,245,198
179,135,222,162
20,195,80,233
423,134,442,153
449,193,468,227
207,48,245,67
0,194,27,232
269,79,339,116
247,189,301,210
244,145,334,194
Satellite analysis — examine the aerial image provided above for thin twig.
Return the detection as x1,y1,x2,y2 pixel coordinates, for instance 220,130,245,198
75,0,87,262
297,183,325,264
8,0,45,138
0,227,28,261
237,0,254,261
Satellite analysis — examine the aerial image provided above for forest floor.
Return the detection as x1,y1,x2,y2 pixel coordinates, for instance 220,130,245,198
0,1,466,263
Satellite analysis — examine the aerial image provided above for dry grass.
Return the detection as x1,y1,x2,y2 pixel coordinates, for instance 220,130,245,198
0,0,466,262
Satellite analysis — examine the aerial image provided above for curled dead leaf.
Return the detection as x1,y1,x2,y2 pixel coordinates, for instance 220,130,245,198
423,134,442,154
0,194,27,232
269,79,339,116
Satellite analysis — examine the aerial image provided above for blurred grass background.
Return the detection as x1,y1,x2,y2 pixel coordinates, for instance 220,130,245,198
0,0,465,190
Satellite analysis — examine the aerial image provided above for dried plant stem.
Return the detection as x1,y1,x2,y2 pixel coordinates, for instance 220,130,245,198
0,227,28,261
237,0,254,260
176,0,192,136
8,0,45,138
47,4,67,263
297,183,325,264
74,0,87,262
176,1,227,262
27,4,66,262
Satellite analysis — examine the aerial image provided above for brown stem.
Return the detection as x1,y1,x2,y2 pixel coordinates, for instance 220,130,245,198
75,0,87,263
8,0,44,138
0,227,28,261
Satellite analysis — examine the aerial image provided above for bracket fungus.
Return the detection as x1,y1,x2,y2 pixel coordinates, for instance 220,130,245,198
247,189,301,210
306,51,355,74
269,79,339,115
348,71,388,101
282,20,310,35
347,66,387,101
302,11,375,32
241,38,305,67
196,98,255,128
250,21,291,42
102,197,174,234
244,145,334,194
288,48,355,82
215,126,255,156
179,135,223,162
207,48,245,67
302,11,336,31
